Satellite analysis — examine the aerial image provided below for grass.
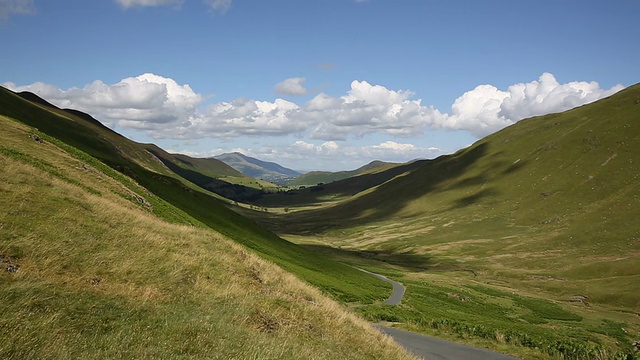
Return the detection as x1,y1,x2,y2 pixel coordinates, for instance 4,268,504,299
0,114,415,359
0,86,394,305
242,84,640,359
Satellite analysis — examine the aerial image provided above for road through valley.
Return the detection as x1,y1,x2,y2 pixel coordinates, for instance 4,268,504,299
359,268,519,360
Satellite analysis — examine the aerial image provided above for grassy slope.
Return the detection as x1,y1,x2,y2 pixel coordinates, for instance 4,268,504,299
0,116,414,359
255,160,425,208
247,85,640,359
0,86,391,305
288,161,397,187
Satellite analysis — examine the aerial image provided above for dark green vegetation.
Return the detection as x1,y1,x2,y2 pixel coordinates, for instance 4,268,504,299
215,152,301,185
288,160,397,187
246,85,640,359
0,86,390,304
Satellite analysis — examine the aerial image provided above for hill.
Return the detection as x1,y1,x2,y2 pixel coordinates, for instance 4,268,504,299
0,112,413,359
0,85,401,303
288,160,398,187
245,84,640,359
215,152,301,185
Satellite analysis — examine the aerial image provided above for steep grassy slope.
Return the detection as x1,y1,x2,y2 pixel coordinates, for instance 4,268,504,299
0,86,391,304
270,84,640,301
288,160,398,187
0,115,414,359
247,84,640,358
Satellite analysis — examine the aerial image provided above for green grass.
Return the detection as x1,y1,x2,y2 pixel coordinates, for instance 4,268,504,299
0,113,414,359
0,86,392,305
242,84,640,359
355,276,634,359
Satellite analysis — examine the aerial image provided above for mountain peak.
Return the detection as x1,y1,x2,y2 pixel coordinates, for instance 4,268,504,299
214,152,301,185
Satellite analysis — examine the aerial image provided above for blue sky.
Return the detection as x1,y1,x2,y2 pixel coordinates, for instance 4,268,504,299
1,0,638,171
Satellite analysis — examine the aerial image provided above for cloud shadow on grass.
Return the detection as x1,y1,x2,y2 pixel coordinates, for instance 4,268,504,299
302,244,434,271
272,143,491,234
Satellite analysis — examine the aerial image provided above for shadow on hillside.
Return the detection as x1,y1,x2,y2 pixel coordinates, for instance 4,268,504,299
303,244,433,271
256,161,425,207
275,143,492,234
451,188,499,209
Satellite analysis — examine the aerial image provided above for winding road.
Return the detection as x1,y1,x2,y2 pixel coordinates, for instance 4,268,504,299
358,268,520,360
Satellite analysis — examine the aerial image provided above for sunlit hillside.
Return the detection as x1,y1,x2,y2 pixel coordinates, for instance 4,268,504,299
246,84,640,359
0,110,414,359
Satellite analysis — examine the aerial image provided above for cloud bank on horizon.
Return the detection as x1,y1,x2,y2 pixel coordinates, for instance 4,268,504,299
4,72,624,141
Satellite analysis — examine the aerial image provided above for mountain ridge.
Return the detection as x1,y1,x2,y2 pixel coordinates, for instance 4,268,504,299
214,152,301,185
288,160,399,186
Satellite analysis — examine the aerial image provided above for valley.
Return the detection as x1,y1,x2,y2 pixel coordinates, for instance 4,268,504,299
240,84,640,359
1,83,639,359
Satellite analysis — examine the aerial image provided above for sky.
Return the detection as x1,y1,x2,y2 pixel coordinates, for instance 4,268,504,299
1,0,638,171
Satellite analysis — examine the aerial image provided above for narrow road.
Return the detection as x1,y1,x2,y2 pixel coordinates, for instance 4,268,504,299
359,268,520,360
356,268,405,305
377,326,520,360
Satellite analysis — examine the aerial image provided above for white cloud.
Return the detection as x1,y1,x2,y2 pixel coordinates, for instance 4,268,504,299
439,72,624,137
274,77,308,96
202,0,231,14
180,97,307,139
305,80,445,140
375,141,416,151
0,0,35,21
116,0,182,9
5,73,201,129
4,72,624,143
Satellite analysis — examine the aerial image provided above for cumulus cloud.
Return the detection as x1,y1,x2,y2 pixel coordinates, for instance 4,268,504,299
5,73,202,129
180,97,307,139
0,0,35,21
274,77,308,96
4,72,624,142
305,80,444,140
440,72,624,136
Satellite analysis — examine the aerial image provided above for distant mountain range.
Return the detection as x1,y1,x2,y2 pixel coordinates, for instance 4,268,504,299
214,152,301,185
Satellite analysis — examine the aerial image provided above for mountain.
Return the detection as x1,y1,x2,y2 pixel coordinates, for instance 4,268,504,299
247,84,640,358
214,152,301,185
288,160,398,186
0,85,397,302
0,94,412,358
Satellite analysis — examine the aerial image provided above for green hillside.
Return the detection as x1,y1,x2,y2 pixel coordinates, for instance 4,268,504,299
288,160,398,187
0,86,393,305
0,113,413,359
246,84,640,359
255,160,425,208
